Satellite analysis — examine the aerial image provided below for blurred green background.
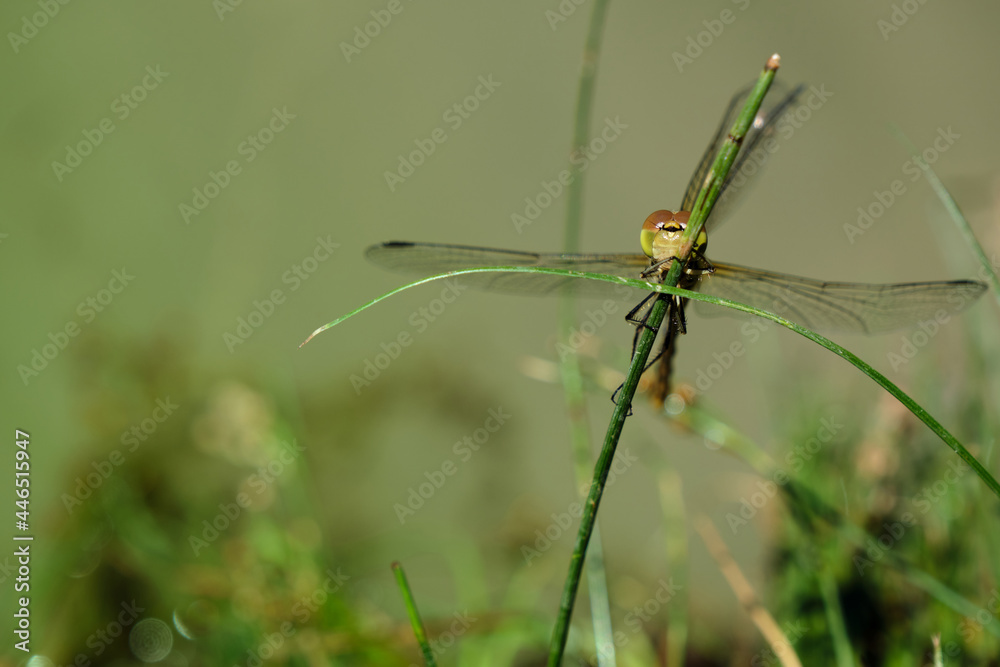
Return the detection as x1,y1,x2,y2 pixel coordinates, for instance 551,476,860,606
3,0,1000,664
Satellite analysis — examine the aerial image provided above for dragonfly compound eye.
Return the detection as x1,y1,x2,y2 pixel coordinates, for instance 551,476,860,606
640,210,678,257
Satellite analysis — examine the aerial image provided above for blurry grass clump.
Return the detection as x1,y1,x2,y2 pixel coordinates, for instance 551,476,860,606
30,268,998,667
736,361,997,666
40,330,473,667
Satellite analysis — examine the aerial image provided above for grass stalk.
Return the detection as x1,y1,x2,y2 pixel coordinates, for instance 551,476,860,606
555,0,616,662
391,561,437,667
694,515,804,667
545,54,783,665
818,567,854,667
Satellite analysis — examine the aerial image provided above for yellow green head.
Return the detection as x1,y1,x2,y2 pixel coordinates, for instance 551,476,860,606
640,209,708,262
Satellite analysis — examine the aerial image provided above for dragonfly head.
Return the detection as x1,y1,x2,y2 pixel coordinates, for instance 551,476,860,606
640,210,707,264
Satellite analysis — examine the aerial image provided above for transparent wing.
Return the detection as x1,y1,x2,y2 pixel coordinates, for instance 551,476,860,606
365,241,650,297
694,260,987,334
680,80,805,231
367,244,987,333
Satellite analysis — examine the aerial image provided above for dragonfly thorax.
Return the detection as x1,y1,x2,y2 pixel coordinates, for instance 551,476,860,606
639,210,708,269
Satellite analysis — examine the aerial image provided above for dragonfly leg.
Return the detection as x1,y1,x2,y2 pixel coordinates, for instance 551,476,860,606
640,248,714,280
625,292,659,364
613,294,678,409
640,258,673,279
674,295,688,335
616,256,700,407
687,249,715,275
625,292,658,327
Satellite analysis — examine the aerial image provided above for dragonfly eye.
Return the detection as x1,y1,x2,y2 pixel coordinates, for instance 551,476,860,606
640,209,707,262
640,210,685,257
639,210,691,257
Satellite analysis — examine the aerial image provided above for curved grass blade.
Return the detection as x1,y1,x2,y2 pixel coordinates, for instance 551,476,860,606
300,264,1000,503
890,125,1000,307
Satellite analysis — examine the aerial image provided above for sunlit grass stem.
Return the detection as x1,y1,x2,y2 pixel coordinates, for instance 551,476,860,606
391,561,437,667
545,53,783,666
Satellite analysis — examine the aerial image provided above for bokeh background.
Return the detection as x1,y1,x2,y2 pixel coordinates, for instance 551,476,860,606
3,0,1000,664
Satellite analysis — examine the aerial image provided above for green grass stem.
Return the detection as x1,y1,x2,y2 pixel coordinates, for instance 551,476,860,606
391,561,437,667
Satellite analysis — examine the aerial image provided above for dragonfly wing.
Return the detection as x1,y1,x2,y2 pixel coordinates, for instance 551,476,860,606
680,81,805,232
693,260,987,334
679,87,746,212
366,241,651,298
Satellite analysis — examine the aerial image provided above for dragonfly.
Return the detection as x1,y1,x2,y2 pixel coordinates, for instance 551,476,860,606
365,81,987,406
